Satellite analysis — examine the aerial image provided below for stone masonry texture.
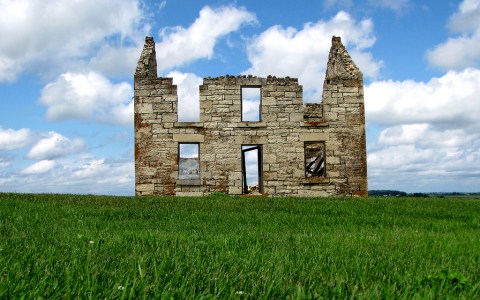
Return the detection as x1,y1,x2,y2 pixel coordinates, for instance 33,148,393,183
134,36,368,197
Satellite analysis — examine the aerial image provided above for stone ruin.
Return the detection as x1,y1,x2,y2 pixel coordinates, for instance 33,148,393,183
134,36,367,197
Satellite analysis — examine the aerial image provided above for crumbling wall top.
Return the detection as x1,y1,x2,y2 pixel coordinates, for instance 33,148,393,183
135,36,158,79
202,74,299,85
325,36,362,80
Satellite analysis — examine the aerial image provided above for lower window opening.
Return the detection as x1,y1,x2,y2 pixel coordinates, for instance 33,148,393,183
178,143,200,180
305,142,326,178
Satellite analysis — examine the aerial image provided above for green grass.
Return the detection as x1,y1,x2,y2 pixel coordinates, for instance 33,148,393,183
0,193,479,299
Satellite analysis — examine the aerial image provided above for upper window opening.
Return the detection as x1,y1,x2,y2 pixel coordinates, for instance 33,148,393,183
305,142,326,178
241,87,261,122
178,143,199,179
174,74,202,122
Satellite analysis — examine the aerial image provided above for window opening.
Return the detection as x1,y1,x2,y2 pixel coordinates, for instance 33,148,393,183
241,87,261,122
174,75,201,122
178,143,199,179
241,145,263,194
305,142,326,177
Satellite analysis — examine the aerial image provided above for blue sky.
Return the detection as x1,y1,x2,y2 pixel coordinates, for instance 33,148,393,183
1,0,479,195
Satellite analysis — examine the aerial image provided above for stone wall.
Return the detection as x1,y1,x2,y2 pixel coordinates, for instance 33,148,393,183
134,36,367,197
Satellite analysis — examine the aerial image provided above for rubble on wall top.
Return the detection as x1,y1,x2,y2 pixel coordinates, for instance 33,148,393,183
325,36,363,80
135,36,157,79
202,75,299,85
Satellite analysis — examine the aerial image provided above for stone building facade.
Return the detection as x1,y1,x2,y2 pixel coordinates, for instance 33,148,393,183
134,36,367,197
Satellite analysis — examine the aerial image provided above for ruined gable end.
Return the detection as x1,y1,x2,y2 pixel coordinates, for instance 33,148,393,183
134,36,367,197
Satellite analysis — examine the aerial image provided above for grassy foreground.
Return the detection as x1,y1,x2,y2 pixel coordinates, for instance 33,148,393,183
0,193,479,299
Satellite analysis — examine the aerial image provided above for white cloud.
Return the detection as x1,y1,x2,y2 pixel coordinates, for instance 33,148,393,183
156,6,257,71
0,0,144,81
377,124,473,149
27,132,86,160
426,34,480,70
1,156,134,195
39,72,133,125
245,11,381,102
366,67,480,192
448,0,480,33
88,44,144,78
72,159,110,179
0,155,13,169
427,0,480,69
0,128,34,150
22,160,56,175
368,124,480,192
168,71,203,122
365,68,480,127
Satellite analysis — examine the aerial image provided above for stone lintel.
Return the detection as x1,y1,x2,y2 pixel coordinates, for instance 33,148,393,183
235,136,268,145
299,132,329,141
173,134,205,142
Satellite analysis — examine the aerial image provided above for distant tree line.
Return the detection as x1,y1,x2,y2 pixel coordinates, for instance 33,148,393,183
368,190,407,197
369,190,480,197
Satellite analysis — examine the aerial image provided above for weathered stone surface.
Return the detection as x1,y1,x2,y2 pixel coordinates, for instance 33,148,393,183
134,36,367,197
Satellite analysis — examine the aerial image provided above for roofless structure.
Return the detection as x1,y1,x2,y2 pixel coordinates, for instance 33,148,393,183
134,36,367,196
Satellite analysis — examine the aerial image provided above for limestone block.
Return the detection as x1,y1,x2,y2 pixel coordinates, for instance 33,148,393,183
289,112,304,122
299,132,329,141
173,134,205,142
339,87,358,93
164,95,177,102
324,112,338,120
136,184,155,193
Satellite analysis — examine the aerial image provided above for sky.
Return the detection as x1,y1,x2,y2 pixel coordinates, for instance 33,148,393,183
0,0,479,195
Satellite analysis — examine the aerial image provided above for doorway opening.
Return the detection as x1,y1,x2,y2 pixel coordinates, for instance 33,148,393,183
241,145,263,194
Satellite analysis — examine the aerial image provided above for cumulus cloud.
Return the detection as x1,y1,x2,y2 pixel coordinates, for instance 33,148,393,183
88,43,145,77
368,124,480,191
39,72,133,125
0,0,144,81
1,156,134,195
27,132,86,160
22,160,56,175
244,11,381,102
366,67,480,192
365,68,480,127
0,128,34,150
156,6,257,71
427,0,480,69
167,71,203,122
0,126,133,195
448,0,480,33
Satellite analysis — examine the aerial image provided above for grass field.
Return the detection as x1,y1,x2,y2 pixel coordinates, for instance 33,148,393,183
0,193,479,299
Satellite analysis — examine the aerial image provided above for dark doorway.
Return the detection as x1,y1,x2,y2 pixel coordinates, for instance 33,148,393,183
241,145,263,194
